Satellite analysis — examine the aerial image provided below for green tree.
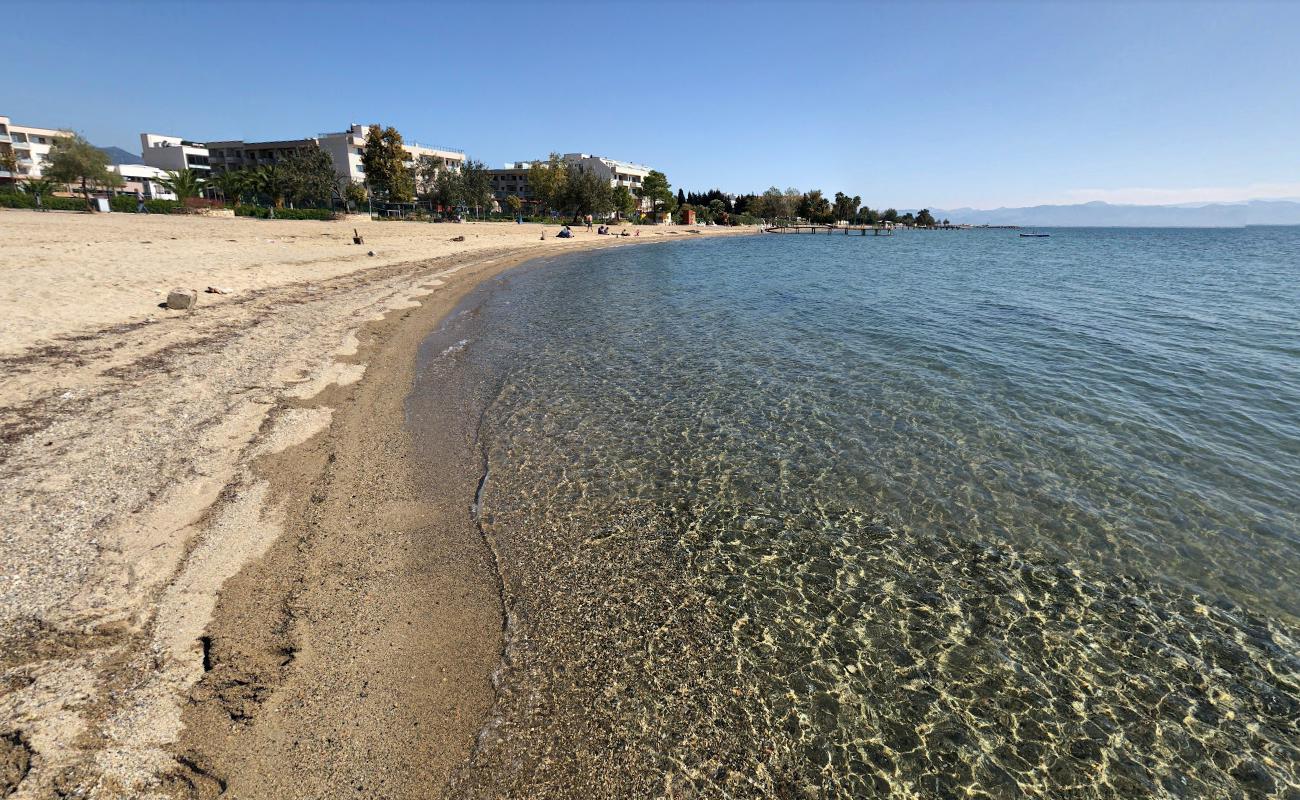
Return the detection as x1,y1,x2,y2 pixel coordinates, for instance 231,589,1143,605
282,148,337,207
253,164,290,208
800,190,832,223
527,153,569,213
209,169,248,207
341,179,369,211
459,159,493,218
430,166,463,212
156,168,206,204
753,187,786,222
20,177,58,209
505,195,523,218
833,192,861,223
360,125,414,202
0,147,20,185
43,133,115,209
915,209,936,227
637,169,674,215
881,208,899,223
561,164,613,222
612,184,636,218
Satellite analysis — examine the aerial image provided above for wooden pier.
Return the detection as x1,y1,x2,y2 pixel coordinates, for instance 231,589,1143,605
765,224,893,236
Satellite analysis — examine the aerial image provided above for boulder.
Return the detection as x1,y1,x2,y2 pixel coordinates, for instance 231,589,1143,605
166,288,198,310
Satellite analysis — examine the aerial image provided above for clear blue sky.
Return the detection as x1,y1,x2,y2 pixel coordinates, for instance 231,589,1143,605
9,1,1299,209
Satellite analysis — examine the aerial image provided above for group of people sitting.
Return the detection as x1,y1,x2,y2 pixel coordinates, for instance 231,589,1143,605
550,223,636,240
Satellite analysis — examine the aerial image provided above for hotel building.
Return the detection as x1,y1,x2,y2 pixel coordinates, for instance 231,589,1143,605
489,153,653,211
0,115,74,181
140,133,213,174
148,123,465,185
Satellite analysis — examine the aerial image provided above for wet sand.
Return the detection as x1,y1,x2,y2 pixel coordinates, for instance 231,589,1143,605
0,210,753,798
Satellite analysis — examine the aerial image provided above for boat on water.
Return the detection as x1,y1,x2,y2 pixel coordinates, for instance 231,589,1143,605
1020,232,1051,237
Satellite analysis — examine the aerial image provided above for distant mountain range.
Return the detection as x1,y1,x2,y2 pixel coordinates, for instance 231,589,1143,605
933,200,1300,228
98,146,142,165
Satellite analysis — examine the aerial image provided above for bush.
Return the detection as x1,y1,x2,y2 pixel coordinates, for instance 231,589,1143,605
0,192,36,209
235,205,336,221
46,196,92,211
108,196,183,214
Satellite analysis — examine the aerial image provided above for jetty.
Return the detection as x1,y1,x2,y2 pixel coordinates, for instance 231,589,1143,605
765,224,894,236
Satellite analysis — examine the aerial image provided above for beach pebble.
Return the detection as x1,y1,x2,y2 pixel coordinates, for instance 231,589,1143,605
205,286,231,295
166,288,198,310
367,250,375,257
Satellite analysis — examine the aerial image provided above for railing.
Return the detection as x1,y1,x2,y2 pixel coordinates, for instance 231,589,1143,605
0,133,10,143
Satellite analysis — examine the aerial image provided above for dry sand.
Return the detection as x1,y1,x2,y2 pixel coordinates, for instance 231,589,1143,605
0,209,754,798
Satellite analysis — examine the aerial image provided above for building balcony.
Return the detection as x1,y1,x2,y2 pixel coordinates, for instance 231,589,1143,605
0,133,10,143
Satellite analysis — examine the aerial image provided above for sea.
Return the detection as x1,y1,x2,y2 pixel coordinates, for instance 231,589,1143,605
410,227,1300,799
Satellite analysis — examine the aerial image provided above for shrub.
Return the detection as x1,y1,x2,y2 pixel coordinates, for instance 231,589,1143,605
235,205,335,221
46,196,92,211
108,196,183,214
0,192,36,209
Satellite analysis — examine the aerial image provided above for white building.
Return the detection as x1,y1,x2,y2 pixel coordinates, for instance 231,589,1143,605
0,115,73,181
140,133,212,174
316,123,464,183
562,153,651,201
111,163,176,200
488,153,655,211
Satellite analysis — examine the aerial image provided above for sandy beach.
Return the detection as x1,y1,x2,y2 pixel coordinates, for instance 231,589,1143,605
0,209,753,798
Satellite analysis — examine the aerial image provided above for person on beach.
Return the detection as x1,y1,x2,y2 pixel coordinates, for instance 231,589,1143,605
136,191,148,214
586,215,593,232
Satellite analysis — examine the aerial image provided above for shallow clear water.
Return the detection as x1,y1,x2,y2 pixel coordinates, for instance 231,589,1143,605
415,229,1300,798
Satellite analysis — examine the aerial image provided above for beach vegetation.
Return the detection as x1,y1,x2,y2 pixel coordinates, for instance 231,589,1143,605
833,192,861,223
43,133,119,209
21,178,60,204
561,164,613,221
252,164,290,209
460,159,494,218
637,170,675,214
360,124,414,202
235,204,335,220
527,153,569,213
156,168,207,204
505,195,523,216
280,148,338,208
341,178,369,211
208,169,248,207
612,185,636,218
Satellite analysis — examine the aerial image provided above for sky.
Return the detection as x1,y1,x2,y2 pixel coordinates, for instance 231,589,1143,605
7,0,1299,209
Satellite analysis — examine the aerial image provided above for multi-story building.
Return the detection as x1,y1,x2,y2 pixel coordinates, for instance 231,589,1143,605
140,133,212,174
111,163,177,200
563,153,651,200
189,123,464,186
316,123,464,183
489,153,653,211
0,115,73,181
205,137,315,173
488,163,535,204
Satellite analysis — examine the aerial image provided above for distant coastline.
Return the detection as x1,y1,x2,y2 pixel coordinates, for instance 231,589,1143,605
935,198,1300,227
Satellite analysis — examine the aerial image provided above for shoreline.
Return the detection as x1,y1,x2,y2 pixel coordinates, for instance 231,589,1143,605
0,212,754,798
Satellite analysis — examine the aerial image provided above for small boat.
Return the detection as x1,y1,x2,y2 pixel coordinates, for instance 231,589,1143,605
1019,232,1050,237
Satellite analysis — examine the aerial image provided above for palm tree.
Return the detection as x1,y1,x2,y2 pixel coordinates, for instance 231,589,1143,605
254,164,288,209
20,177,58,210
21,177,58,199
209,169,247,207
156,168,206,204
